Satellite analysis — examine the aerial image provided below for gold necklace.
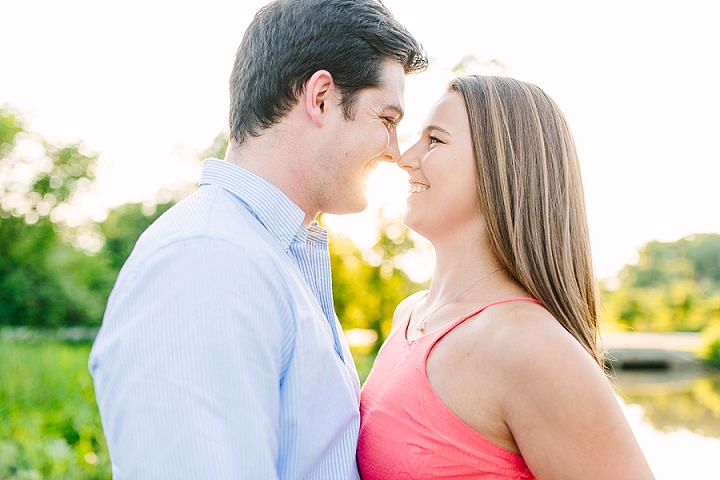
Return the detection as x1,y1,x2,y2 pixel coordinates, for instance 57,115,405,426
415,267,505,333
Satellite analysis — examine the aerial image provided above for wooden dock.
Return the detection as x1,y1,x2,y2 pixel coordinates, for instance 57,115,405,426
601,332,704,371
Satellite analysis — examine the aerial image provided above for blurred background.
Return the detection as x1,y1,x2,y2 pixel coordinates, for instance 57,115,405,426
1,0,719,478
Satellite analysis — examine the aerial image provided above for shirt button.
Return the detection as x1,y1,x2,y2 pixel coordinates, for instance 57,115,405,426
280,241,289,250
296,228,303,236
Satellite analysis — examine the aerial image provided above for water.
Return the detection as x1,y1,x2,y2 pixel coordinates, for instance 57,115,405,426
612,369,720,479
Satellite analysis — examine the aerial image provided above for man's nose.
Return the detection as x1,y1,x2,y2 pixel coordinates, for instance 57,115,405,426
381,129,401,163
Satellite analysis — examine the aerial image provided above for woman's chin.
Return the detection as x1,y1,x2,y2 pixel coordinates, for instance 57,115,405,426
401,210,424,236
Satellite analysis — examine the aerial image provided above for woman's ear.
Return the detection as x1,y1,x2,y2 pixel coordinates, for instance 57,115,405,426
303,70,336,127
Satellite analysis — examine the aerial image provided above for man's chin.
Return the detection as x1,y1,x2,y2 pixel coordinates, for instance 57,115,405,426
325,195,369,216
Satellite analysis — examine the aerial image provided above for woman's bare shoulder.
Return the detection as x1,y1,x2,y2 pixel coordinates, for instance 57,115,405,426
479,301,654,479
483,300,593,371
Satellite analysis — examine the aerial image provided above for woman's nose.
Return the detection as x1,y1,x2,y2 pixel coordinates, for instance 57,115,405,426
398,140,421,171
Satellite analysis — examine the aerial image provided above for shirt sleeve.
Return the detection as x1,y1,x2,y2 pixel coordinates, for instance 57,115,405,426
89,236,294,479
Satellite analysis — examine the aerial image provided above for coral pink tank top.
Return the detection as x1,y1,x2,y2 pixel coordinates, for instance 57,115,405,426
358,297,540,480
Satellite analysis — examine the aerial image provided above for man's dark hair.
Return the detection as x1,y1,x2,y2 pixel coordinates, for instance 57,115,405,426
229,0,427,144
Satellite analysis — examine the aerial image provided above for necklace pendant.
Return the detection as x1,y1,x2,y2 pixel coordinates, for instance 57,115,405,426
416,322,425,332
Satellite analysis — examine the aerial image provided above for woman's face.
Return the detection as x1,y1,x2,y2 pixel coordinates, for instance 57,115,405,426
398,92,481,239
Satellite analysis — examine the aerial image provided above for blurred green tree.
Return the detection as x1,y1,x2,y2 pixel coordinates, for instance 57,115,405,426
602,234,720,334
201,131,228,161
0,107,102,327
0,107,176,327
99,201,174,273
620,373,720,438
325,213,427,353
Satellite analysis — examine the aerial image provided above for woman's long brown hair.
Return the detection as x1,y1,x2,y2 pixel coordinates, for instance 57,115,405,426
450,76,603,367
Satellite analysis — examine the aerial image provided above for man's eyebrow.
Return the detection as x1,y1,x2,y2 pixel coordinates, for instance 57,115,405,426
383,105,404,122
422,124,452,136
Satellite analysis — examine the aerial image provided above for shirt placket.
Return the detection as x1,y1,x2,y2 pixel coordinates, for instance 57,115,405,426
288,230,345,362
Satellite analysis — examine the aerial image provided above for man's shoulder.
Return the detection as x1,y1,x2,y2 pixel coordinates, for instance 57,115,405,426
107,187,294,311
126,186,282,270
145,187,269,247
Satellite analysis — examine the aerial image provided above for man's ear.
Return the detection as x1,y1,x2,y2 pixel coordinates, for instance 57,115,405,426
304,70,336,127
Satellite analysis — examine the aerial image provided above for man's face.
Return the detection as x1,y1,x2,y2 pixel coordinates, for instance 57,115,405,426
314,60,406,215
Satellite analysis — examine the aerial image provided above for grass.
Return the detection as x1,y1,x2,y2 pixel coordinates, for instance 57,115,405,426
0,338,378,478
0,339,110,479
350,347,376,385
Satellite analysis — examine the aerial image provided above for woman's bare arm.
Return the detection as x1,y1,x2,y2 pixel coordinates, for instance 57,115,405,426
498,308,655,479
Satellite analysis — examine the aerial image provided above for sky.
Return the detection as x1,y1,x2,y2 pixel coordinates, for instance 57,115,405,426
1,0,718,281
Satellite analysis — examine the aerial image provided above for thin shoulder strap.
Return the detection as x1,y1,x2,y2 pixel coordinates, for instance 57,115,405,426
435,296,541,339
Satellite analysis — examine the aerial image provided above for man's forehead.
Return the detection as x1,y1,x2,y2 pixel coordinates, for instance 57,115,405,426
378,66,407,108
375,60,406,90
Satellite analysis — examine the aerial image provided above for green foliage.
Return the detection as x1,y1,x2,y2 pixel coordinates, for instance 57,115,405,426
201,131,229,161
622,234,720,292
0,109,97,219
327,213,426,352
99,202,174,272
0,107,104,327
350,350,376,385
0,216,90,327
700,323,720,367
602,234,720,333
0,109,23,147
0,339,110,479
0,200,175,328
619,372,720,438
0,106,176,328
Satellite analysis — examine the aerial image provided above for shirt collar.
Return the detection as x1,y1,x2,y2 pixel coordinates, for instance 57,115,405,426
198,158,314,248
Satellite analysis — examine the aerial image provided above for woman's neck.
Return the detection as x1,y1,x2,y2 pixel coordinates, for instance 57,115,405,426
429,235,499,297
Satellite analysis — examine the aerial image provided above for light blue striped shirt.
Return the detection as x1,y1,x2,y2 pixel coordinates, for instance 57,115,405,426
89,159,361,479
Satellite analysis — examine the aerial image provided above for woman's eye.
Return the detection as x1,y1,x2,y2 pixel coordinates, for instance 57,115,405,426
429,136,442,145
383,118,397,131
